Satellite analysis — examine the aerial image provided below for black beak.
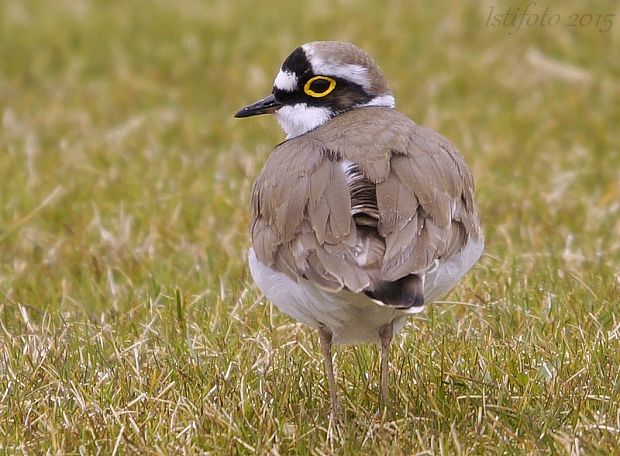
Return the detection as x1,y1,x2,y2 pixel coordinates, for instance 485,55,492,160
234,94,283,118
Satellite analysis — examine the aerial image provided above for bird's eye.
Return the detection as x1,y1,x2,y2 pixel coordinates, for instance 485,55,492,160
304,76,336,98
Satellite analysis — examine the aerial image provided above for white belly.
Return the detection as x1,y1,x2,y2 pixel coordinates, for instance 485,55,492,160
248,236,483,345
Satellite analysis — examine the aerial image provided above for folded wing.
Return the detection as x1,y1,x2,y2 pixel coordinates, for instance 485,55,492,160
250,107,481,307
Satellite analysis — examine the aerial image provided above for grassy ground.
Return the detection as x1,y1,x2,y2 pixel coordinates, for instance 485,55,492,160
1,0,619,453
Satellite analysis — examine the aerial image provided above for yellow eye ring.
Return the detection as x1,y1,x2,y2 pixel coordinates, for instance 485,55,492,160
304,76,336,98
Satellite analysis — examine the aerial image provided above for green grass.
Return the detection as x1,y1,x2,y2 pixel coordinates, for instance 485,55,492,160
1,0,619,453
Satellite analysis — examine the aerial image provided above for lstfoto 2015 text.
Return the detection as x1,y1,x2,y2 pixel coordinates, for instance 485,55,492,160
486,3,615,34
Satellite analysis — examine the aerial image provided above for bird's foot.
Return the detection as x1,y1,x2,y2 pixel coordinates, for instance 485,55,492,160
373,405,388,421
328,401,342,422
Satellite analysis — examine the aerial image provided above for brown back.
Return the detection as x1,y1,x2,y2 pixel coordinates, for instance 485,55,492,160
251,107,481,293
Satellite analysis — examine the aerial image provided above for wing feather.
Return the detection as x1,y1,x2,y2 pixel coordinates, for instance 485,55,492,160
376,172,418,237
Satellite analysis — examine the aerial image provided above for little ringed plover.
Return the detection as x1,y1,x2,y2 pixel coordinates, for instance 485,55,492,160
235,41,484,417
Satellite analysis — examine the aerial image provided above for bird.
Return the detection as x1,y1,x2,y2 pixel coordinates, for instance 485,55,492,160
234,41,483,417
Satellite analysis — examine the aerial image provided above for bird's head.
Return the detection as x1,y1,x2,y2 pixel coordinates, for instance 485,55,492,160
234,41,394,139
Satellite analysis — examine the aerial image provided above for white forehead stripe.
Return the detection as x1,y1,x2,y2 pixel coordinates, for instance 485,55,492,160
313,62,370,90
274,69,298,92
302,44,371,90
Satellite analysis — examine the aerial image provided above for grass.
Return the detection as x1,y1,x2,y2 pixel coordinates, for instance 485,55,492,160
1,0,619,453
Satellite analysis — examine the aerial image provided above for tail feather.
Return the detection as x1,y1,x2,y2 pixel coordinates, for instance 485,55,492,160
365,274,425,309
